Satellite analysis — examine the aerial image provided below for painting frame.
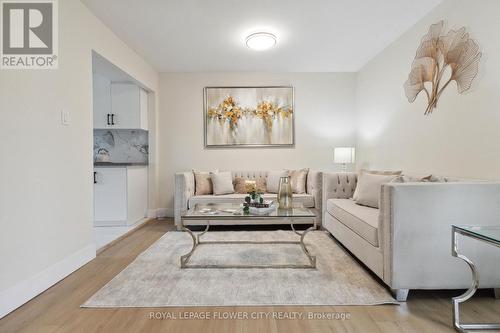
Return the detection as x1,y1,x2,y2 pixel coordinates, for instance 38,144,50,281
203,86,295,148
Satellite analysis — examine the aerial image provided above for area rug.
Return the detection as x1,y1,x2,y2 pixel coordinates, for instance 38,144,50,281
82,231,397,307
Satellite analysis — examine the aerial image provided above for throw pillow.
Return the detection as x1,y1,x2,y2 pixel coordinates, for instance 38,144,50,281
392,174,433,183
289,168,309,194
193,170,217,195
255,178,267,193
353,169,402,200
267,170,288,193
210,171,235,195
354,173,399,208
361,169,403,176
391,174,451,183
234,178,268,194
233,177,247,194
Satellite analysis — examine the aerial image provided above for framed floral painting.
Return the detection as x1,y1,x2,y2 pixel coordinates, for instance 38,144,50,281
204,86,294,148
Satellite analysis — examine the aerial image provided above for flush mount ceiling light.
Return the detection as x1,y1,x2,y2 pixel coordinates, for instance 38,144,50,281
245,32,277,51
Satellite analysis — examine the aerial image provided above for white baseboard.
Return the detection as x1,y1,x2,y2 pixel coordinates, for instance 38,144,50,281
0,243,96,319
156,207,173,218
147,209,158,218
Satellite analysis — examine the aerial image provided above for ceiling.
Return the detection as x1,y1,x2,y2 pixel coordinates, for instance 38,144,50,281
82,0,442,72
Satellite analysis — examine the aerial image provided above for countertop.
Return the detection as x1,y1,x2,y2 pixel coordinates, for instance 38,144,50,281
94,162,148,167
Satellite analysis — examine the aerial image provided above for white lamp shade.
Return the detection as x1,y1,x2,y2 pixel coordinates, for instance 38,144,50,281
334,147,355,164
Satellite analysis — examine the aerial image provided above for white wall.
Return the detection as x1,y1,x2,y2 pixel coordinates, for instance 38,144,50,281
0,0,159,317
159,72,357,211
356,0,500,180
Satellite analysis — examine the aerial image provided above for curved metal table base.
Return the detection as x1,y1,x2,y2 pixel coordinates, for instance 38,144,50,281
180,222,316,269
451,226,500,332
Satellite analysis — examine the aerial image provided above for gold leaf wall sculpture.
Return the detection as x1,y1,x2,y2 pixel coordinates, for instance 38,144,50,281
404,20,482,115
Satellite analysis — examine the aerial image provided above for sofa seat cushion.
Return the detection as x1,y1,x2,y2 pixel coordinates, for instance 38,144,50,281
189,193,315,209
326,199,379,247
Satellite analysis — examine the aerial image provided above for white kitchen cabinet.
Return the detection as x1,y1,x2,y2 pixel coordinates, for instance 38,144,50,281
110,83,148,130
93,79,148,130
94,166,148,226
92,73,112,129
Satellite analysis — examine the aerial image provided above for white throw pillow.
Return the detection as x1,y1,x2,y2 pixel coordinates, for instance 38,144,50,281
354,173,398,208
267,170,289,193
210,171,234,195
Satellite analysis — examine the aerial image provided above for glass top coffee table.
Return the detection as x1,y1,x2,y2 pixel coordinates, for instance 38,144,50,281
180,203,316,269
451,225,500,332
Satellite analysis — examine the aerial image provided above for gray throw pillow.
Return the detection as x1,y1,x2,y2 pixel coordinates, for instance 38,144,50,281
353,169,402,201
354,173,398,208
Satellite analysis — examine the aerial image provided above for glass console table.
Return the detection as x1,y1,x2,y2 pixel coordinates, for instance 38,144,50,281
451,225,500,333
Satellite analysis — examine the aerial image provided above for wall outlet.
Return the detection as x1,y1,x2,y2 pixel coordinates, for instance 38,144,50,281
61,109,70,126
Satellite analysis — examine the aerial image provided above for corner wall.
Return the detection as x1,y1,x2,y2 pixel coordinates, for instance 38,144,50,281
356,0,500,179
0,0,159,318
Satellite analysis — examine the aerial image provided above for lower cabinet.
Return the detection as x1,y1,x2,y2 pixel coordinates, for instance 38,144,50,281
94,166,148,226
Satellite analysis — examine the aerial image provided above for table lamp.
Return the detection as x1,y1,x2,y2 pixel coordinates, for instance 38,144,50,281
334,147,355,172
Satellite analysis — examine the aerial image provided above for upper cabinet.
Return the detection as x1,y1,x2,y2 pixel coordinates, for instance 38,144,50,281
93,73,111,129
93,74,148,130
111,83,149,130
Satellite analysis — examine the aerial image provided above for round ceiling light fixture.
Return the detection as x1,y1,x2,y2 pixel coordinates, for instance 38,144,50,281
245,32,277,51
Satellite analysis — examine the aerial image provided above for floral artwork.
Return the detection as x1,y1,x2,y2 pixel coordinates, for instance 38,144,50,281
204,86,294,147
404,21,482,115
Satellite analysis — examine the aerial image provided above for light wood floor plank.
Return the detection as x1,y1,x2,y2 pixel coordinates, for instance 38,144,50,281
1,219,499,333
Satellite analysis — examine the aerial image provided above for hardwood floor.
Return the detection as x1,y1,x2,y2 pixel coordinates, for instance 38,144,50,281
1,219,499,333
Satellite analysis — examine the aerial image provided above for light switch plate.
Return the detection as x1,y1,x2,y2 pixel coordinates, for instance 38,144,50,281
61,109,70,125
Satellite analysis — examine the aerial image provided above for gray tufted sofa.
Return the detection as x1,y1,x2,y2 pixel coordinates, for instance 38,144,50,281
323,172,500,301
175,170,322,229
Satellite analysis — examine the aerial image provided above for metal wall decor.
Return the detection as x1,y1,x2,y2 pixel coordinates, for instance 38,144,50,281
404,20,482,115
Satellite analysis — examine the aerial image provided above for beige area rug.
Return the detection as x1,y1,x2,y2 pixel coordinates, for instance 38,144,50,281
82,231,397,307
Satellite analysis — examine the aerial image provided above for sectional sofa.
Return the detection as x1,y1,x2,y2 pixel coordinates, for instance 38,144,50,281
323,172,500,301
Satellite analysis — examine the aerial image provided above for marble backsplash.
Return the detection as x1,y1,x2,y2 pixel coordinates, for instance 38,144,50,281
94,129,148,164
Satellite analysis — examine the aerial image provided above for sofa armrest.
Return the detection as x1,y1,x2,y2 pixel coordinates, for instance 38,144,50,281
307,170,323,226
174,171,195,229
379,182,500,289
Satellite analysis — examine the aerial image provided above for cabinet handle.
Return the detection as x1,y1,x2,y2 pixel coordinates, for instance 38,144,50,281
111,113,115,125
106,114,110,125
93,171,97,184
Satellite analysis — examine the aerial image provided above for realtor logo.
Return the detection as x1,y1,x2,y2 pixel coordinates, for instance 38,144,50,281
1,0,58,69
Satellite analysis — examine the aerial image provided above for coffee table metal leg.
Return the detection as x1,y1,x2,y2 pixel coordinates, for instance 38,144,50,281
290,222,302,236
451,228,500,332
300,226,317,268
197,221,210,244
180,223,198,268
181,219,317,269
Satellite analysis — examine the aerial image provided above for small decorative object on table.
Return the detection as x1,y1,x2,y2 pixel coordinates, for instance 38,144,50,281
243,191,275,215
278,176,293,209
